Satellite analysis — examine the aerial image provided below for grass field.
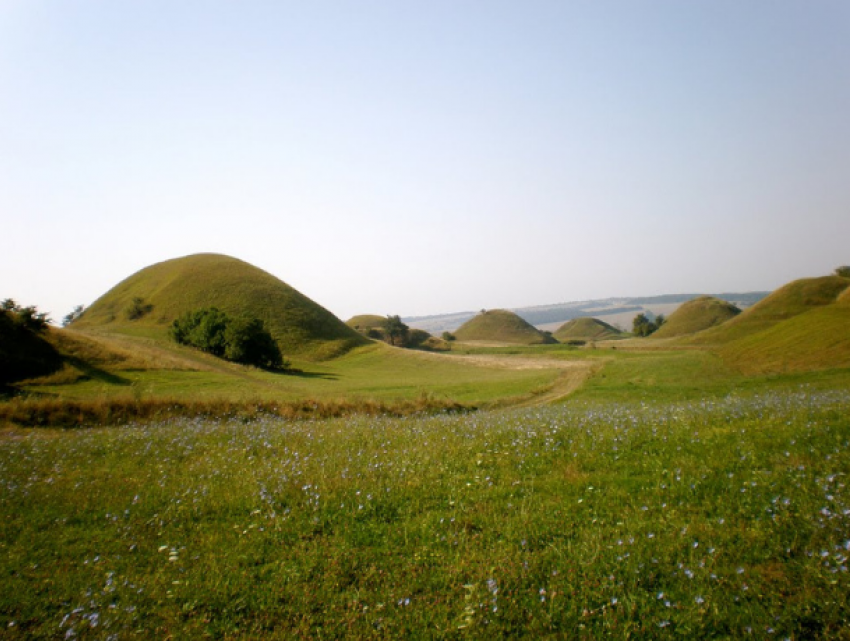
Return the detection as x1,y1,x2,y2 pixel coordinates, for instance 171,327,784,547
2,387,849,638
4,297,850,637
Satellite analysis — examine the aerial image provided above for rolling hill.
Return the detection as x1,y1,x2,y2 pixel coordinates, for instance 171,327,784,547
553,317,624,342
454,309,557,345
680,275,850,346
73,253,367,359
650,296,740,339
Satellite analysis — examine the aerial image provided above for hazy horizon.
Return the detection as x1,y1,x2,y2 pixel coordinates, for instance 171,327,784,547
2,2,849,322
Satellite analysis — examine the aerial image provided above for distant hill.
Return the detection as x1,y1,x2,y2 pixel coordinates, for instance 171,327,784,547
346,315,386,332
74,253,367,359
650,296,740,339
406,291,770,334
454,309,556,345
553,317,624,342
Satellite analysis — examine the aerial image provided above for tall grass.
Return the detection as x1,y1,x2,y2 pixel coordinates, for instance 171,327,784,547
2,389,849,638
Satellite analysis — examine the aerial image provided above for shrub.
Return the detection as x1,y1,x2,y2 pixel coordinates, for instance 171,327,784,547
126,297,153,320
171,307,287,370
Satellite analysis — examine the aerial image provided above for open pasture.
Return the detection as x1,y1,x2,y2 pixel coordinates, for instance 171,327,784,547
2,389,850,638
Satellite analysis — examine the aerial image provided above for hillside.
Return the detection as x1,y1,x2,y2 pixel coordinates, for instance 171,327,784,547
553,317,624,342
681,275,850,346
651,296,740,339
454,309,556,345
716,279,850,374
73,253,367,359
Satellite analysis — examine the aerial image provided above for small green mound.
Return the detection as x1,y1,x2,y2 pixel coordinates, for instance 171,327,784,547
454,309,556,345
682,275,850,346
74,253,367,359
346,315,387,332
651,296,740,339
554,317,624,342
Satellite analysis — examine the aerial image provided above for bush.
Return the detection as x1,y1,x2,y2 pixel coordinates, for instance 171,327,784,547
171,308,286,370
126,297,153,320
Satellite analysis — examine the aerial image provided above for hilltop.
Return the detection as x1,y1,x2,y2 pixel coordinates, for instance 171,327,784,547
650,296,740,339
73,253,367,359
553,317,624,342
454,309,556,345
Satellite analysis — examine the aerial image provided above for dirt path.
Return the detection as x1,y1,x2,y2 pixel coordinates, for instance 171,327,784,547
412,351,606,406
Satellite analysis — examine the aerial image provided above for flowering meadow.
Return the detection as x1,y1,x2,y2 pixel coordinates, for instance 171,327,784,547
2,389,850,638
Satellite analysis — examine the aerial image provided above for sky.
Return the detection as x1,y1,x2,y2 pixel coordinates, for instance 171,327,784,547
2,1,849,323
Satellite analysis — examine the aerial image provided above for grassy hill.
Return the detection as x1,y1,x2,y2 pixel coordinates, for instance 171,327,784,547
454,309,556,345
346,315,386,332
553,317,623,342
73,253,368,359
716,282,850,374
651,296,740,339
681,275,850,346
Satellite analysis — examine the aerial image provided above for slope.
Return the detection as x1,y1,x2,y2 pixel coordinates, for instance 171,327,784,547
680,275,850,346
73,253,367,359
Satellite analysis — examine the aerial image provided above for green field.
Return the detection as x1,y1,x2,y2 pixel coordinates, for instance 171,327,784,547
3,266,850,637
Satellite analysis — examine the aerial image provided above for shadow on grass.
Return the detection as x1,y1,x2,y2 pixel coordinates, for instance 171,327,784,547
275,368,339,381
65,356,132,386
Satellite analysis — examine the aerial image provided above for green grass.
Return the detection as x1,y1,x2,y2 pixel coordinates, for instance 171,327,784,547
455,310,556,345
13,342,563,409
2,389,850,638
73,253,368,359
683,275,850,346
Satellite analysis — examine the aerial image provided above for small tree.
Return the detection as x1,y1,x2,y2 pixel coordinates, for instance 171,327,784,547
632,313,663,337
836,266,850,278
382,315,409,347
441,331,456,342
62,305,86,327
224,317,284,369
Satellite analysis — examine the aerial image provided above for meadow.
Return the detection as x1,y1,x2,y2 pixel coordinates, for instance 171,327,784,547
2,381,850,638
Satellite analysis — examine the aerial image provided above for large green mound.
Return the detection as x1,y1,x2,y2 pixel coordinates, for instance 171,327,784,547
554,317,623,342
74,253,367,359
682,275,850,346
454,309,556,345
651,296,740,339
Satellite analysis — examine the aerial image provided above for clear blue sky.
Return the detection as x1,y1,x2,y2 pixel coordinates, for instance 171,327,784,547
2,1,849,322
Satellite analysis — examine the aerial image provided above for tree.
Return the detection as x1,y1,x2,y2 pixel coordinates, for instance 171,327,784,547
224,317,285,369
170,307,287,370
632,312,663,337
382,315,409,347
441,331,456,342
836,266,850,278
62,305,86,327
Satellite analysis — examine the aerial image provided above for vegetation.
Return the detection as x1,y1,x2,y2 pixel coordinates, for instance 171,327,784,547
0,302,61,386
682,275,850,346
382,315,409,347
632,312,665,337
61,304,86,327
2,390,850,638
650,296,740,339
171,307,286,370
836,266,850,278
74,253,367,359
455,309,557,345
4,263,850,636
